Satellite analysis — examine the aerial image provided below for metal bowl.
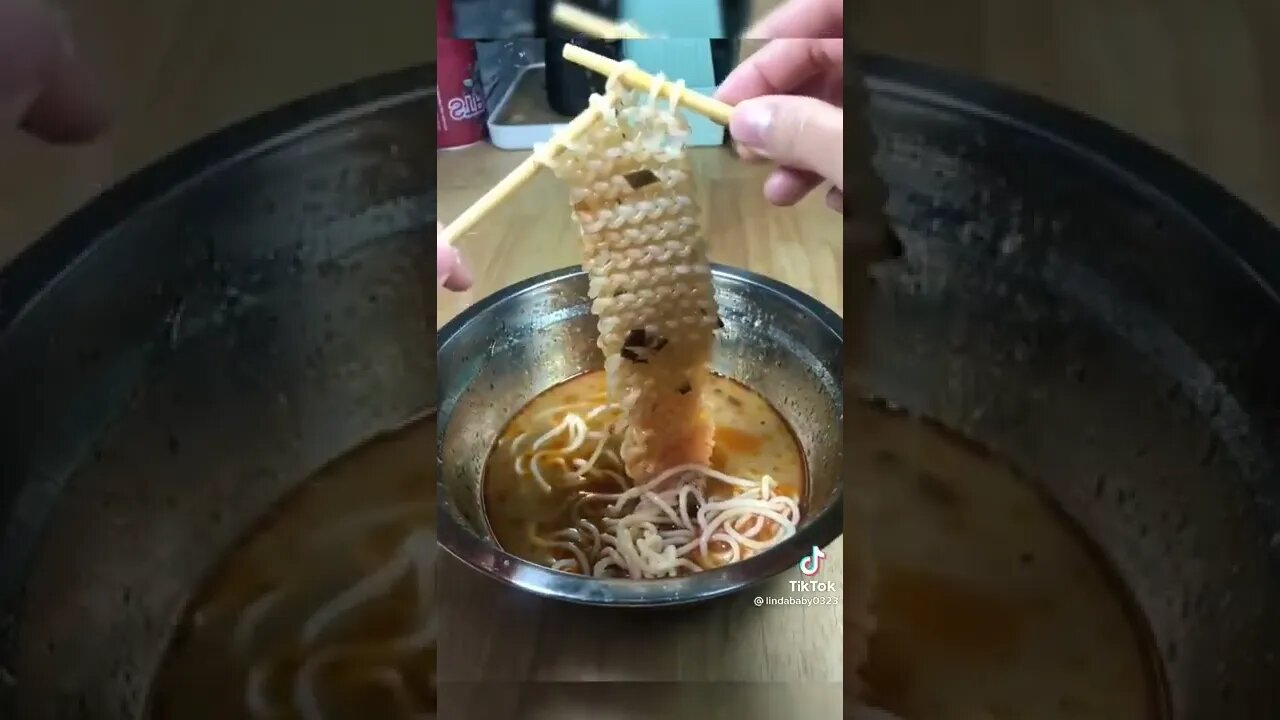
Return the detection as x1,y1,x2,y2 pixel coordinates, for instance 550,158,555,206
860,55,1280,718
0,67,437,718
436,265,843,607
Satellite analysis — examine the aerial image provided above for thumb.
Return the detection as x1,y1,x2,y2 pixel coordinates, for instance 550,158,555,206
437,239,472,291
729,96,844,191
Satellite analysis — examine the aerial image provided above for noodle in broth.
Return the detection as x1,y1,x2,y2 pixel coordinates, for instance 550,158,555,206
148,416,437,720
483,371,806,578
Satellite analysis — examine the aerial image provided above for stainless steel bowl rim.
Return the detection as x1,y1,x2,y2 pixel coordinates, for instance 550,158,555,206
861,55,1280,303
0,65,436,332
437,263,844,607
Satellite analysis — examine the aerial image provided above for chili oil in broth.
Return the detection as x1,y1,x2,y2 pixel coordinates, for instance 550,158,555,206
851,399,1167,719
482,370,807,574
147,416,436,720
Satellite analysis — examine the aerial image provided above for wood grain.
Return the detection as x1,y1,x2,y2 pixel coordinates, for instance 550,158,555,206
438,545,845,683
438,680,843,719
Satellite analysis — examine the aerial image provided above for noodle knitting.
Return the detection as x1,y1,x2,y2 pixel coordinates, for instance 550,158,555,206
536,61,719,484
497,65,807,579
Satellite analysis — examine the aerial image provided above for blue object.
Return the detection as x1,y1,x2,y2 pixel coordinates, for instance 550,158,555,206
622,38,716,86
622,44,732,144
618,37,724,146
620,0,723,38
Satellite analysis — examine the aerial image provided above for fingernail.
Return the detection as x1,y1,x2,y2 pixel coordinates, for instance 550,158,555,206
825,187,844,213
732,101,773,148
449,261,474,291
733,142,764,162
437,246,459,283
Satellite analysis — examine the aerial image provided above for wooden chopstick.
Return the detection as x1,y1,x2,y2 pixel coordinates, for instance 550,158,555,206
551,2,648,39
437,105,605,247
439,43,736,246
560,44,733,127
440,3,639,248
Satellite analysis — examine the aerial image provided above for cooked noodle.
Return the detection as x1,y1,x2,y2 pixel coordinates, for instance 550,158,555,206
228,517,436,719
500,399,799,579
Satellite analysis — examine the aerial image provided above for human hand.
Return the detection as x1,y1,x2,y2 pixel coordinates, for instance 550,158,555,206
437,222,472,291
716,0,843,211
0,0,108,143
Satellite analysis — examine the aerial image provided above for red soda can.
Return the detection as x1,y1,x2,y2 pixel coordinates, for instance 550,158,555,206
436,0,487,149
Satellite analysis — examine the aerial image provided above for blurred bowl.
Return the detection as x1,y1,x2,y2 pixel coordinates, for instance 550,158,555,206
0,67,437,717
437,265,843,607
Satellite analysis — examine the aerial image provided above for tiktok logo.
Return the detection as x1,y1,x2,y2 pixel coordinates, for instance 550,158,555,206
798,545,826,576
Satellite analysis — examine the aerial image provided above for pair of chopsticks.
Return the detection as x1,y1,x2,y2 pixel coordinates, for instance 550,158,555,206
550,2,729,128
551,2,648,40
437,4,735,247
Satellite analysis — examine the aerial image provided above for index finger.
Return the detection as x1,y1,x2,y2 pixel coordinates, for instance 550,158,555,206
715,39,843,107
0,0,107,143
745,0,843,39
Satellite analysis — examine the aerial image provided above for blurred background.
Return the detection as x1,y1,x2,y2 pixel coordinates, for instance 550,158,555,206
1,0,1277,261
0,2,1274,717
855,2,1280,225
0,0,428,266
449,0,748,130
